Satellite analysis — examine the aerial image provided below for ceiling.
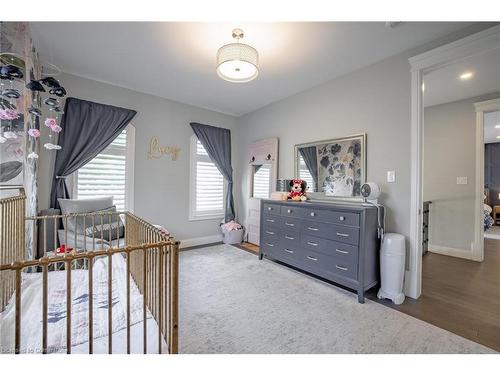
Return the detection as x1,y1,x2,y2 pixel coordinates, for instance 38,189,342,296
31,22,476,116
423,48,500,108
485,110,500,144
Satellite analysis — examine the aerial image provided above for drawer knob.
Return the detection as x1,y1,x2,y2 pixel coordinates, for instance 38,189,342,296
268,207,272,211
307,255,318,261
339,216,345,221
285,235,295,240
336,265,348,271
307,241,318,247
284,249,294,254
287,209,292,214
310,212,316,217
335,249,349,254
336,232,349,237
266,231,275,235
266,219,275,223
285,222,295,227
265,243,274,247
307,226,319,231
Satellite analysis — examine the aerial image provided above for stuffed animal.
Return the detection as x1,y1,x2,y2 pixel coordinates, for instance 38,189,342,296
288,179,307,201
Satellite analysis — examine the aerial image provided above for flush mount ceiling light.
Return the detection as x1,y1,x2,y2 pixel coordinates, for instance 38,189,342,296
459,71,474,80
216,28,259,83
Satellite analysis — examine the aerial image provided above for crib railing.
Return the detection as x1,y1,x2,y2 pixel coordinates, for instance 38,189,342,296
0,192,179,354
125,212,179,354
0,188,25,313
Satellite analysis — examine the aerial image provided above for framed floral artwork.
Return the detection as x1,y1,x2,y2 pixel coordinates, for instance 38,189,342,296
295,134,366,200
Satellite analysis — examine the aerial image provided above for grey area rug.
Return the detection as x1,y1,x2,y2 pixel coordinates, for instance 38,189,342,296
179,244,495,354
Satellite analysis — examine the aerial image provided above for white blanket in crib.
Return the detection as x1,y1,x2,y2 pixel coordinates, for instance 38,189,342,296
0,254,151,353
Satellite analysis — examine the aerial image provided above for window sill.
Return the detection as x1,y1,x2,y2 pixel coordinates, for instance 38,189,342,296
188,213,224,222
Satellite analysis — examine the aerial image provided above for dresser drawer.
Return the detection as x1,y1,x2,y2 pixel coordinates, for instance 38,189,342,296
262,234,301,263
301,207,360,227
281,216,301,232
279,230,301,250
280,205,305,218
301,234,358,261
301,220,359,245
261,232,280,255
300,248,358,281
262,214,282,227
263,203,281,216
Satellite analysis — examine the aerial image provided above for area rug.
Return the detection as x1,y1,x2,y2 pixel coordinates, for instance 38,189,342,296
179,244,495,354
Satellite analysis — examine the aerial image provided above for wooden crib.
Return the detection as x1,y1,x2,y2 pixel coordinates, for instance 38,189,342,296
0,188,179,354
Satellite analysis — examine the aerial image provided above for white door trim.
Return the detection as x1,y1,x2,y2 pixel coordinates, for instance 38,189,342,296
408,25,500,299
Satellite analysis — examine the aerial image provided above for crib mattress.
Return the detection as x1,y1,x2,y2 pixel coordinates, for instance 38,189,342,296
0,254,165,354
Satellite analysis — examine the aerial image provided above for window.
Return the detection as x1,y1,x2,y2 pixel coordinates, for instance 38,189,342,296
298,154,315,192
73,126,135,211
189,135,225,220
251,164,271,199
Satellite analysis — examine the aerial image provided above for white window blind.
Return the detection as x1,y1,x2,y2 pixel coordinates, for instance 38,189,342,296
75,129,130,211
252,164,271,199
190,137,225,219
298,154,314,192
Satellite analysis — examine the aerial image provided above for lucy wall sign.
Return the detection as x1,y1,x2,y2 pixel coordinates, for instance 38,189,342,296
147,137,181,161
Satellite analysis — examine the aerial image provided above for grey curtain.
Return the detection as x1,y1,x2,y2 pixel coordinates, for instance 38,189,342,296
190,122,235,222
49,97,137,209
299,146,318,190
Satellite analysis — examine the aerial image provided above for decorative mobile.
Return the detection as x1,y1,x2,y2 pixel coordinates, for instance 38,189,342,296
0,59,22,143
25,66,67,154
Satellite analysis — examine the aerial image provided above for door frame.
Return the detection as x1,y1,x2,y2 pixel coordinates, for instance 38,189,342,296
407,25,500,299
476,98,500,231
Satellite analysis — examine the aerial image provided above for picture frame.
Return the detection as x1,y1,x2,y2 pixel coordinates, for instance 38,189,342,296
294,133,367,202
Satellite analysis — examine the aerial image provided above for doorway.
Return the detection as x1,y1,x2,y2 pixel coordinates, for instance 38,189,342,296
406,25,500,351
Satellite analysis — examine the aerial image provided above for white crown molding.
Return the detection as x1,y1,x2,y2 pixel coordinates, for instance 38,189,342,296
409,25,500,72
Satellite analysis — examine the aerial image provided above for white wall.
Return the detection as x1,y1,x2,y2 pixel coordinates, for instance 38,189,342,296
423,92,500,255
38,73,238,243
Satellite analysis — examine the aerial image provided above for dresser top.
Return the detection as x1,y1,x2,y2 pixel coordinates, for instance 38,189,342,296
261,199,377,212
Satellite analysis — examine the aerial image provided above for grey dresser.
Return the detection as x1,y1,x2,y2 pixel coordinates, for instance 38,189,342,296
259,200,380,303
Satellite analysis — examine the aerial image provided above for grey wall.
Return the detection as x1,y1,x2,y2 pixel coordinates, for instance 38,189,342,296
235,52,413,239
37,24,495,248
423,92,500,253
38,73,238,242
233,24,496,245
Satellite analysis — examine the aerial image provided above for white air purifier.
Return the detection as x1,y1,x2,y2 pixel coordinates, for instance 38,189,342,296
377,233,406,305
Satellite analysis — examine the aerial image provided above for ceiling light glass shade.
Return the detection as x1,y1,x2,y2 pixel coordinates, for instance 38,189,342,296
216,42,259,83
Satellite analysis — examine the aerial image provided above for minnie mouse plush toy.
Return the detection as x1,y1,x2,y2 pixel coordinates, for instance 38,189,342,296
288,179,308,202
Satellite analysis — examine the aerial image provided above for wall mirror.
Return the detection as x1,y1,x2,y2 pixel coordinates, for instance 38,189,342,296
294,133,366,201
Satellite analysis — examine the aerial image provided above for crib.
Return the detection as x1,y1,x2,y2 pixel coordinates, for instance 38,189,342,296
0,188,179,354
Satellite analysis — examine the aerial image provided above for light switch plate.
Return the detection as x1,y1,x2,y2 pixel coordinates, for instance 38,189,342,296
387,170,396,183
457,176,468,185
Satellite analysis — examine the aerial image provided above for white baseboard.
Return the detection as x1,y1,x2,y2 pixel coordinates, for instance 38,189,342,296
428,244,477,260
179,234,222,249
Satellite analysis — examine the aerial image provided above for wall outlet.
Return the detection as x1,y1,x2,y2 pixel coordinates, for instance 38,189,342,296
387,170,396,183
456,176,468,185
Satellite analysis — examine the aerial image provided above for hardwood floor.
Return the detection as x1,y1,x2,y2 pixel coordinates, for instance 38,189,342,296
369,238,500,352
233,242,260,255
